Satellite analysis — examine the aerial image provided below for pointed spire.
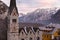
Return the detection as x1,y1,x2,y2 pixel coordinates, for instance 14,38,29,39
9,0,18,15
10,0,16,8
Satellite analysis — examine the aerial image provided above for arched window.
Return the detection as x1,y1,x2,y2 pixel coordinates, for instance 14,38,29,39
37,37,40,40
30,37,32,40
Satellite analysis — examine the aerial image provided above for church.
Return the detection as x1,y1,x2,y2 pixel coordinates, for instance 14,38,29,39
0,0,60,40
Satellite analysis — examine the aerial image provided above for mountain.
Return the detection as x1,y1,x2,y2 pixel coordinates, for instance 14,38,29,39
19,8,58,25
51,9,60,24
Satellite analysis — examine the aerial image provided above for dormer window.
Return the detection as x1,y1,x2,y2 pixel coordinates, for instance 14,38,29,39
12,19,16,22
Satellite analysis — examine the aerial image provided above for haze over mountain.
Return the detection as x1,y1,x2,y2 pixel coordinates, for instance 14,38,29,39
19,8,59,25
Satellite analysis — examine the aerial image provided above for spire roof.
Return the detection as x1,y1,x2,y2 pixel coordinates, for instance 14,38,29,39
10,0,16,8
9,0,18,15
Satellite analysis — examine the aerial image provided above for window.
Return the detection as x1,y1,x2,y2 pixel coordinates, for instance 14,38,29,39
13,13,16,16
37,37,40,40
30,38,32,40
12,19,16,22
21,39,24,40
58,32,60,35
22,32,23,34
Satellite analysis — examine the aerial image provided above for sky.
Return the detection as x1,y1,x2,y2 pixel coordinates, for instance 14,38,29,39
1,0,60,14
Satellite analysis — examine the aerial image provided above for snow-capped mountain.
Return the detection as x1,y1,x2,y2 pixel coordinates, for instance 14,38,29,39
19,8,58,25
51,9,60,24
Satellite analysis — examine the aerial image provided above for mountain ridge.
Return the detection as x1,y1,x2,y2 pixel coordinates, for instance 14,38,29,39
19,8,58,25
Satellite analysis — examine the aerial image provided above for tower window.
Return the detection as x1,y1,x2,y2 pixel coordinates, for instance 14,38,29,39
21,39,24,40
12,19,16,22
37,37,40,40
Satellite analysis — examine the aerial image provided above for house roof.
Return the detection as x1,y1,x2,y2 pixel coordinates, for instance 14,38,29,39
19,23,55,34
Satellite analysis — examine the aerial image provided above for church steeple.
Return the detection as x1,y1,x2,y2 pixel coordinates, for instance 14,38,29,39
7,0,19,40
10,0,16,8
9,0,18,15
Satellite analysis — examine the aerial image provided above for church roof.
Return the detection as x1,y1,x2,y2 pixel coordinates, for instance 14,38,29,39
9,0,18,15
0,1,8,8
0,0,8,14
19,28,26,33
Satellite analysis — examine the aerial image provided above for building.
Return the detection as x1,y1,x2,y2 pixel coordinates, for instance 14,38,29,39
0,0,8,40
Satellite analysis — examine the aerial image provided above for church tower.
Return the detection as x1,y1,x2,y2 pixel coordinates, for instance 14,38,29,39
7,0,19,40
